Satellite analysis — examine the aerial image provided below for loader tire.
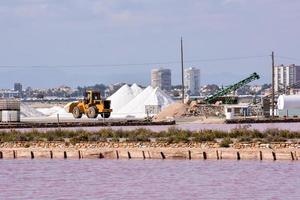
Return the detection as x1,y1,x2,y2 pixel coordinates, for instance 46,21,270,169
87,106,98,118
100,112,111,118
72,107,82,119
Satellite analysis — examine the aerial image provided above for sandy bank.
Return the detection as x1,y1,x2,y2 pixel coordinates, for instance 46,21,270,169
0,141,299,161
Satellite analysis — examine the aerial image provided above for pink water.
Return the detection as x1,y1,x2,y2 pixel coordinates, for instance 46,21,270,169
7,122,300,133
0,160,299,199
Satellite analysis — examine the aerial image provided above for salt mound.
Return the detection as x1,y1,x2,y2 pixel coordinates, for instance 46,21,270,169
153,102,189,121
144,87,174,107
116,86,154,118
20,103,45,118
117,86,174,118
131,83,143,96
107,84,136,112
49,107,74,118
36,106,62,116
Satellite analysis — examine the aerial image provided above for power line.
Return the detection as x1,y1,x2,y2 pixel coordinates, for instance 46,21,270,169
186,55,268,62
0,55,269,69
275,55,300,61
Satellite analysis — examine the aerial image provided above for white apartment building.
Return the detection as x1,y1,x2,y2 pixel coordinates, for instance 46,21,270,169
184,67,200,95
0,90,20,98
274,64,300,92
151,68,172,91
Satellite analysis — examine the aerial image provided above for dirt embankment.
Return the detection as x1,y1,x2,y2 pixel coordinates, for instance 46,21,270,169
0,141,299,161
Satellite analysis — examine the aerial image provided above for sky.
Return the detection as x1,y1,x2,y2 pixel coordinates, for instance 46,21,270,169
0,0,300,89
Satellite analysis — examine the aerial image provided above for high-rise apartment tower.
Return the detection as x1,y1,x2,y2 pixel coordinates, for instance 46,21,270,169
274,64,300,92
184,67,200,95
151,68,172,91
14,83,22,97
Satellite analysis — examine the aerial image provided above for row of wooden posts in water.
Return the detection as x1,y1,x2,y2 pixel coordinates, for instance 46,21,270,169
0,149,298,161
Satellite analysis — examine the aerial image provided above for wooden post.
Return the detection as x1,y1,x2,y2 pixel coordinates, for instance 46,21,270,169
180,37,185,103
78,150,81,159
127,151,131,159
64,151,67,159
30,151,34,159
57,114,60,127
50,151,53,159
147,151,151,159
116,150,119,159
99,153,104,159
216,150,219,160
271,51,275,119
271,51,275,120
188,150,191,160
259,151,263,161
160,152,166,159
203,152,207,160
272,152,276,161
291,152,294,161
237,151,241,160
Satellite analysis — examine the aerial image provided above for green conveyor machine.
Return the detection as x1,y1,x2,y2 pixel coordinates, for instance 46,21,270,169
204,72,260,104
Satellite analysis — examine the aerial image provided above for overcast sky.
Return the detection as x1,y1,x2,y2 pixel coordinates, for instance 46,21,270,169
0,0,300,88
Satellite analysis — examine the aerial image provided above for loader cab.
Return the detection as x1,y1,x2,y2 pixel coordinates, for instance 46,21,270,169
83,90,101,104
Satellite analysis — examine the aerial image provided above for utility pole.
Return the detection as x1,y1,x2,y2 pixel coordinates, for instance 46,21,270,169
271,51,275,119
181,37,185,103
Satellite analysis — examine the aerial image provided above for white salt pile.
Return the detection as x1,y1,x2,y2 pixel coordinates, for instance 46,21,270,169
144,87,174,107
20,103,45,118
49,105,74,118
116,86,174,118
107,84,142,113
36,106,62,116
116,86,154,117
131,83,143,96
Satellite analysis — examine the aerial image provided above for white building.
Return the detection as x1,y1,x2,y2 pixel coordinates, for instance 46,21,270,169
184,67,200,95
0,90,20,98
274,64,300,92
151,68,171,91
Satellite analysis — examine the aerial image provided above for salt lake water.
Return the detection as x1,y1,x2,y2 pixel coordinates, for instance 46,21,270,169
0,160,299,199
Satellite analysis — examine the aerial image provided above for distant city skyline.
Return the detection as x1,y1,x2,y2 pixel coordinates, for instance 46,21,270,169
0,1,300,88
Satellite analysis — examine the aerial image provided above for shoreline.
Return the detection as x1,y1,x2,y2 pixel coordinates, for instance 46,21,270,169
1,127,300,161
0,141,299,161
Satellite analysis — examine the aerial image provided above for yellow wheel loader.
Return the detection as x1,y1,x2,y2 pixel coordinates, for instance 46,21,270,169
66,90,112,119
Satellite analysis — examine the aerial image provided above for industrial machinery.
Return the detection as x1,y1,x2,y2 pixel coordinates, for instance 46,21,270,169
260,79,300,117
204,72,260,104
67,90,112,119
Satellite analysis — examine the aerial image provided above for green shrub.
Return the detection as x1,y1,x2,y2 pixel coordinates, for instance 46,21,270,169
220,138,232,148
238,136,251,142
0,127,299,144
